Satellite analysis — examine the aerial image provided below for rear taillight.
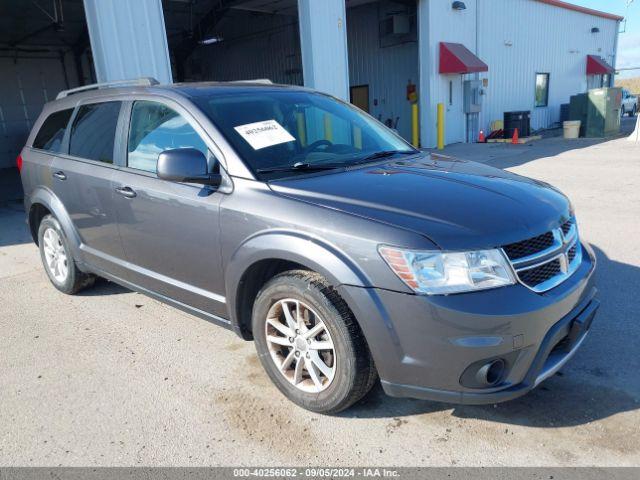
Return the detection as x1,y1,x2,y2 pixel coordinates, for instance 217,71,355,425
16,154,23,173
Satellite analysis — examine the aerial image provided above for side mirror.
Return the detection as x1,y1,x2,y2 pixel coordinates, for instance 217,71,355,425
157,148,221,186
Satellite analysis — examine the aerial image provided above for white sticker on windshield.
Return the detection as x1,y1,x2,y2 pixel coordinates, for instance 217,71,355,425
234,119,296,150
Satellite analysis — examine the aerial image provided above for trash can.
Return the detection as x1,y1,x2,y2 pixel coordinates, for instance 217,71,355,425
563,120,581,139
503,111,531,139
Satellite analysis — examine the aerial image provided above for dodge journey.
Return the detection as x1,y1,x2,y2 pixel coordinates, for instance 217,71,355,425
19,78,598,413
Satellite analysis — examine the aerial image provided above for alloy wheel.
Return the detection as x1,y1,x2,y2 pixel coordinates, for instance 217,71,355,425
42,227,69,283
264,298,336,393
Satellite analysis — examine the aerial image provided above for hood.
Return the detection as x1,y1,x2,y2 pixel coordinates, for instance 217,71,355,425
268,153,572,250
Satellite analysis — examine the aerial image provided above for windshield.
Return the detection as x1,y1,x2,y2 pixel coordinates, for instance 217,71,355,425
193,89,416,179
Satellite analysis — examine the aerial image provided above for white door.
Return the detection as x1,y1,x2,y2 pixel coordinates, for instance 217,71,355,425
445,76,465,144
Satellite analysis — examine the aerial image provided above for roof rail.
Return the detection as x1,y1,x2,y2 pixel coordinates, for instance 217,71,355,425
56,77,160,100
230,79,273,85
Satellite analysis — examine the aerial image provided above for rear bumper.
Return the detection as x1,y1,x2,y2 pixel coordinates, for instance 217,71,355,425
339,242,598,405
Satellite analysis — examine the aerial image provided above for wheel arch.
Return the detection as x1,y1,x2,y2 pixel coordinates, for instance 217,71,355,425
28,187,81,257
225,230,372,340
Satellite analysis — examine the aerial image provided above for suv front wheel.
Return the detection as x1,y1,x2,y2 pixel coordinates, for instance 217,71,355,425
252,270,377,413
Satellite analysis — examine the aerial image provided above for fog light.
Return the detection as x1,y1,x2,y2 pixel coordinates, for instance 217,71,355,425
476,359,505,386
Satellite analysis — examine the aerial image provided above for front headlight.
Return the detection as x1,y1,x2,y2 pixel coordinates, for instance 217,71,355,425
379,246,516,295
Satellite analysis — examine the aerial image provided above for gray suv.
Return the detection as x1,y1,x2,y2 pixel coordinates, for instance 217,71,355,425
19,78,598,413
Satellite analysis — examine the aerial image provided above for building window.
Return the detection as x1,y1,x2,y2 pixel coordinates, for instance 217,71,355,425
535,73,549,107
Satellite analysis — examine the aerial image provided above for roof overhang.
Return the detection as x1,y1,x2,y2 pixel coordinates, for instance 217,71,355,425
439,42,488,75
536,0,623,22
586,55,614,75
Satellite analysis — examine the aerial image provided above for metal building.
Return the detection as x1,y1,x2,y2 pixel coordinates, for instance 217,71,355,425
0,0,622,168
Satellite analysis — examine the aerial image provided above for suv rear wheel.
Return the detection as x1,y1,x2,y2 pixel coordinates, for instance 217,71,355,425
38,214,94,294
252,270,377,413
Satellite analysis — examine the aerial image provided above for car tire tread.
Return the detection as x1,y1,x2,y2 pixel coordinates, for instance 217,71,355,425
252,269,377,414
38,214,95,295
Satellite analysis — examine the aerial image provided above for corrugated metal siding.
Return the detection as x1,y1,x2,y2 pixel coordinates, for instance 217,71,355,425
347,2,418,141
190,11,303,86
422,0,478,146
477,0,618,133
0,54,77,168
189,0,618,147
419,0,618,146
83,0,172,84
299,0,350,100
193,2,419,141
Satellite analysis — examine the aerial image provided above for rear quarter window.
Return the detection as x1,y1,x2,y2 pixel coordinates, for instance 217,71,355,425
32,108,74,152
69,101,122,163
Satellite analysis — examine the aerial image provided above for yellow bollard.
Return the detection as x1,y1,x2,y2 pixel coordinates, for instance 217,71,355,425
437,103,445,150
411,103,419,148
323,113,333,142
353,126,362,149
296,112,307,147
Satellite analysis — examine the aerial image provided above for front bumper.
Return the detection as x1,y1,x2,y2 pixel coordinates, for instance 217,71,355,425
339,242,598,405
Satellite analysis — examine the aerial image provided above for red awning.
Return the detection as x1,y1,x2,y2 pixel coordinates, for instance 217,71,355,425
439,42,488,74
586,55,614,75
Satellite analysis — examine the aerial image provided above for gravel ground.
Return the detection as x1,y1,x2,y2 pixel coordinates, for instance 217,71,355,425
0,118,639,467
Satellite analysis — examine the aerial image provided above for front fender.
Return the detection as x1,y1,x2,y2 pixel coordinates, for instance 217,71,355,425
224,229,372,332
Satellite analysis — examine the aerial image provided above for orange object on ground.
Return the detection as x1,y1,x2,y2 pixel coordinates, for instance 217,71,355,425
511,128,519,144
478,130,485,143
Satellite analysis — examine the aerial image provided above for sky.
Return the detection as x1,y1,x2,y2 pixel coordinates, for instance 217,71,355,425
571,0,639,78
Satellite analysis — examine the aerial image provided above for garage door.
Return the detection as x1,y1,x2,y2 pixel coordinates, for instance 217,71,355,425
0,57,70,169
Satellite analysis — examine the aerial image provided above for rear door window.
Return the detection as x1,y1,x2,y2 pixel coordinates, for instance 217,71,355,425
69,101,122,163
127,100,208,174
32,108,74,152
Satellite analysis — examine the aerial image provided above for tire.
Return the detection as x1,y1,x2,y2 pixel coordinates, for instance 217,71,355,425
38,214,95,295
632,105,637,117
621,106,626,117
252,270,377,414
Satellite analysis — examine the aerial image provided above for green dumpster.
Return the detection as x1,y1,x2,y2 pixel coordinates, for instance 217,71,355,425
569,87,622,138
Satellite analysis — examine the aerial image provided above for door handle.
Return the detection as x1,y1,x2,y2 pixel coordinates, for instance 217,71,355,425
52,171,67,181
115,186,137,198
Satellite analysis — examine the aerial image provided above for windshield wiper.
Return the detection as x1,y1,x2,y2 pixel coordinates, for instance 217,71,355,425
257,162,346,174
257,151,417,174
355,150,417,163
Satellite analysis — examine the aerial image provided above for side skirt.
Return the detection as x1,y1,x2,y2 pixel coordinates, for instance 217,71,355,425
85,263,233,331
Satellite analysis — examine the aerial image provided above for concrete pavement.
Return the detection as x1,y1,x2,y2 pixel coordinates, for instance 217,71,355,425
1,120,639,466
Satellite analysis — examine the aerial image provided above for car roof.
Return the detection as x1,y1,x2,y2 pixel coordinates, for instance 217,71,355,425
46,80,310,111
168,81,308,97
43,80,317,115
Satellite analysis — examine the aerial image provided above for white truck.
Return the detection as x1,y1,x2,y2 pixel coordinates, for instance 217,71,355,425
621,89,638,117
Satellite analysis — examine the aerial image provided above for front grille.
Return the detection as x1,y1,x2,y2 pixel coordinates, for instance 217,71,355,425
501,217,581,293
518,259,562,288
503,231,555,261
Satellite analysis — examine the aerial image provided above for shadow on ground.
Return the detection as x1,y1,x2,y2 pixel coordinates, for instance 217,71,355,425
429,116,638,170
0,200,31,247
78,277,131,296
344,245,640,428
0,167,22,203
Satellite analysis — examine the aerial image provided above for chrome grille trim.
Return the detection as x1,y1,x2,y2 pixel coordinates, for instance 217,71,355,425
502,218,582,293
510,229,563,268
